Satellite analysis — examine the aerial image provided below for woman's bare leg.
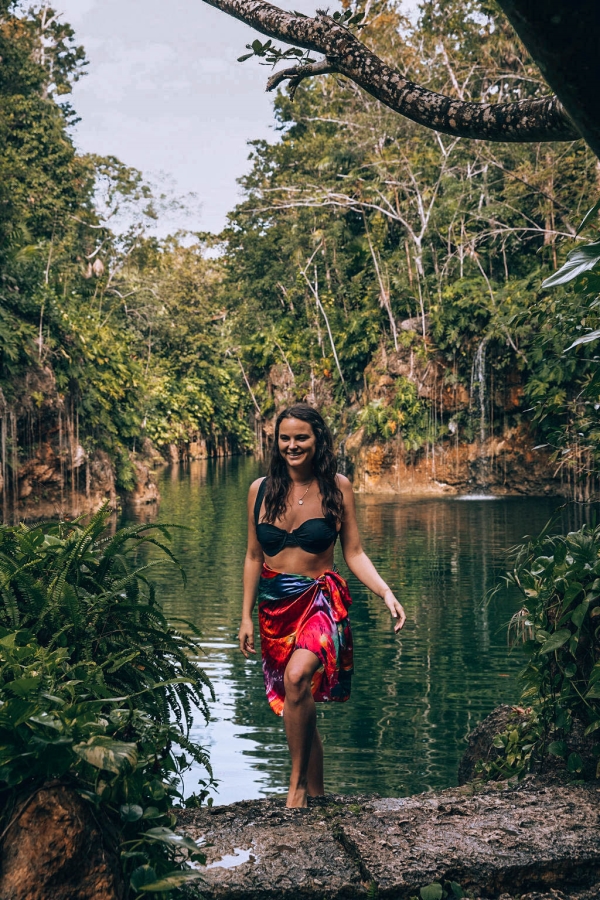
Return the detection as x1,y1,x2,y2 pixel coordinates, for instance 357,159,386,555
283,649,322,808
307,728,324,797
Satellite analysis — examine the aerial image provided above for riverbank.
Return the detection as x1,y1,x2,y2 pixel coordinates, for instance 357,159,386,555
176,779,600,900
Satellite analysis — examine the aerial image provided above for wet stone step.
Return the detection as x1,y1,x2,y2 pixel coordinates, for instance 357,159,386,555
176,783,600,900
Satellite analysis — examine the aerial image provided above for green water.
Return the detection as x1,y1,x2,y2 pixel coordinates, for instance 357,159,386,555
123,457,564,805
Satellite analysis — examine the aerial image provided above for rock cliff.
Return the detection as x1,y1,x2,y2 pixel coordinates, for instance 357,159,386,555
0,367,161,523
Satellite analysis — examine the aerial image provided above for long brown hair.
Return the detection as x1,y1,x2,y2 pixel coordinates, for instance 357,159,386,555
263,404,344,524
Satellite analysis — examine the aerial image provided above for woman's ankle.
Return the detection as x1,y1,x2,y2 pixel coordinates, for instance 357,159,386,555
286,785,308,808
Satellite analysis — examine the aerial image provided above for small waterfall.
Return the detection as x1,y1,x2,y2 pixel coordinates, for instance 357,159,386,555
9,410,18,522
0,391,7,523
470,336,489,489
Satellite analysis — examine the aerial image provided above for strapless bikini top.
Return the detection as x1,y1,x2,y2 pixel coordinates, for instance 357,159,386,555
254,477,338,556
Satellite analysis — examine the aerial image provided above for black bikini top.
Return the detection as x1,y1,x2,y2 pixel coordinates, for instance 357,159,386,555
254,477,338,556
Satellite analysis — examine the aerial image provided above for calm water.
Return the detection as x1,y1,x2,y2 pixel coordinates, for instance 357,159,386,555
123,458,565,805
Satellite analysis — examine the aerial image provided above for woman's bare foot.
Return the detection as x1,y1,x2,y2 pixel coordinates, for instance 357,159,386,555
286,786,308,808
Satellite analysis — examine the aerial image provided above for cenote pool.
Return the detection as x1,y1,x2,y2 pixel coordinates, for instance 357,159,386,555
122,457,571,805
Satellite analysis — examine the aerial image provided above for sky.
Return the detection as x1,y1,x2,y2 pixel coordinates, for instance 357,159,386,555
57,0,335,234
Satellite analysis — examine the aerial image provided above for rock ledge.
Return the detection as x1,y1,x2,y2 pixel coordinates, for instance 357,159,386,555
177,780,600,899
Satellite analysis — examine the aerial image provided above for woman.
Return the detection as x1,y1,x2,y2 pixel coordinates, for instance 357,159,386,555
239,403,406,808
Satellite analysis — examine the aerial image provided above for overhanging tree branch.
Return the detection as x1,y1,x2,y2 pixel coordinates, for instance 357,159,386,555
201,0,579,143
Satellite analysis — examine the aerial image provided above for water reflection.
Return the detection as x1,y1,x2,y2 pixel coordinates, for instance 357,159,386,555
122,459,564,804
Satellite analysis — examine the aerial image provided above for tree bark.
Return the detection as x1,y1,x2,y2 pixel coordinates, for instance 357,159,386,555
496,0,600,159
201,0,580,144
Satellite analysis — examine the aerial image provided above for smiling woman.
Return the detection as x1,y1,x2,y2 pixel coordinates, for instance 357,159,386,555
238,403,406,808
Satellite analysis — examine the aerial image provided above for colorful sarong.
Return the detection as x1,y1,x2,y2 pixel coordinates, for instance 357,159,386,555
258,563,354,716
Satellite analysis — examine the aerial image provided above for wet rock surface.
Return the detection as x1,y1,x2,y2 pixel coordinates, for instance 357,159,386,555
177,781,600,900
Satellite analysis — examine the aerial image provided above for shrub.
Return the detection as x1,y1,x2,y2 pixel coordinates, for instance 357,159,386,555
483,522,600,781
0,505,214,898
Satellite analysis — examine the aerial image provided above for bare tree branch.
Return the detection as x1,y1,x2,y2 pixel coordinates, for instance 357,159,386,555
201,0,579,142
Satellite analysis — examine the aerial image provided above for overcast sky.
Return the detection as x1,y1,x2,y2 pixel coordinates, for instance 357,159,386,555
57,1,418,234
56,0,330,234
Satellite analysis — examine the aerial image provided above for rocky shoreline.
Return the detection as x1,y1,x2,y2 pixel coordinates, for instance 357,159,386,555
1,708,598,899
177,781,600,900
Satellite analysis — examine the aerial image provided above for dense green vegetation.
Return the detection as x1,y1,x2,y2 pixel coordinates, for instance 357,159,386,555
223,0,599,493
0,507,213,896
0,0,252,509
1,0,599,508
480,520,600,782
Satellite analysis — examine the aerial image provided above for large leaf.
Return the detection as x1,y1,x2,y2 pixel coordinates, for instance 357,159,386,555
565,329,600,351
420,885,443,900
539,629,571,654
542,241,600,288
576,198,600,235
138,871,204,892
143,826,201,854
73,736,137,774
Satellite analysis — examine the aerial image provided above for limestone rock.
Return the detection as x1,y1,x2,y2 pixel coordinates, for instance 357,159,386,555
177,783,600,900
0,784,123,900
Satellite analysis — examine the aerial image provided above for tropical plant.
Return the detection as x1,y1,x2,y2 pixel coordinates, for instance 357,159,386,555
524,199,600,499
0,506,214,898
481,521,600,782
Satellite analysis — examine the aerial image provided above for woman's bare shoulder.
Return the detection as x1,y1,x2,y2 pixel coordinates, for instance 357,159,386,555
248,477,265,499
335,474,353,492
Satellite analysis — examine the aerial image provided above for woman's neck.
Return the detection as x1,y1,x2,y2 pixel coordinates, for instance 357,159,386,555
287,466,314,485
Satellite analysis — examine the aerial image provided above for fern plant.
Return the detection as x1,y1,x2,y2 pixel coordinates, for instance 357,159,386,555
0,504,213,730
0,505,214,898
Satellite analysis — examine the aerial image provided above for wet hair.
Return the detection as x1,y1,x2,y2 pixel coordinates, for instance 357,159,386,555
263,403,344,525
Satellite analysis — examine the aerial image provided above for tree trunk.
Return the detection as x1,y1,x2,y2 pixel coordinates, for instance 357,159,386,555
0,783,124,900
497,0,600,159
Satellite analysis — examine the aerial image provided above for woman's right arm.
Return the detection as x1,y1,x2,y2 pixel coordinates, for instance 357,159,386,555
239,479,264,658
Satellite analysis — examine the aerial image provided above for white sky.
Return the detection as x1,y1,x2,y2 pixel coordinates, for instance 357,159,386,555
57,0,417,234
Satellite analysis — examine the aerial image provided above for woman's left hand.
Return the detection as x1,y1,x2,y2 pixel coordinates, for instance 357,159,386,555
383,589,406,633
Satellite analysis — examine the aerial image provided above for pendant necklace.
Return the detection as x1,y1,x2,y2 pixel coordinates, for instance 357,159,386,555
296,480,313,506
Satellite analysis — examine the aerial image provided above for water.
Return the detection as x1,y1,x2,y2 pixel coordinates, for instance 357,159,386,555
122,457,564,805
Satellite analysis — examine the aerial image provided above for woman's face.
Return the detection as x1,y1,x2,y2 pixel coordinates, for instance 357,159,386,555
277,417,317,471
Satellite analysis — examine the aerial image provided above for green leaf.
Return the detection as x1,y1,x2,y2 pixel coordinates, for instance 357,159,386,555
120,803,143,822
6,676,42,697
450,883,465,899
571,600,590,628
539,629,571,654
585,683,600,699
565,328,600,351
143,826,201,854
548,740,567,758
576,198,600,234
584,719,600,737
130,865,157,890
567,752,583,773
138,871,204,891
420,885,443,900
73,736,137,775
542,241,600,288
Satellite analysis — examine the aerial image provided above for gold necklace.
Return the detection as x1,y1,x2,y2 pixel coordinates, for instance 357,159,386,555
295,479,313,506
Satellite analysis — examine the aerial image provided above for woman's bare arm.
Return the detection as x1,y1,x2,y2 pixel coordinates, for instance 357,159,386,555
239,478,265,657
338,475,406,632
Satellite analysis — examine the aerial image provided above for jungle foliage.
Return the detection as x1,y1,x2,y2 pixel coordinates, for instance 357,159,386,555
2,0,600,495
0,0,252,481
220,0,600,490
481,521,600,782
0,506,213,897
